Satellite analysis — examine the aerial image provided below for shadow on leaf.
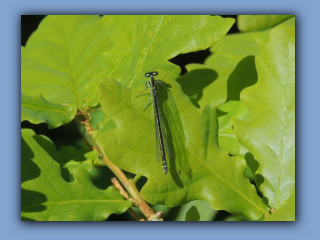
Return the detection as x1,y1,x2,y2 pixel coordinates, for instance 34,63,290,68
244,152,270,208
177,69,218,108
33,135,87,182
21,137,39,183
21,188,47,213
226,55,258,101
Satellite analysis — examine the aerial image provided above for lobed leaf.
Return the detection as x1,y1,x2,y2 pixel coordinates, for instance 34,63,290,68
95,15,235,89
96,77,268,220
178,30,268,109
21,129,131,221
238,15,294,32
21,93,77,129
218,101,250,157
232,18,295,209
21,15,234,113
179,19,294,161
178,30,268,157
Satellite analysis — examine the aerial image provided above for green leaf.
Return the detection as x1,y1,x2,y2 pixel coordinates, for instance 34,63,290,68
178,31,266,157
93,16,268,219
238,15,294,32
218,101,250,157
21,93,77,129
216,54,258,157
264,191,295,221
95,15,235,89
21,15,113,108
178,30,267,109
232,18,295,209
96,78,268,220
179,19,293,159
21,129,131,221
22,15,234,111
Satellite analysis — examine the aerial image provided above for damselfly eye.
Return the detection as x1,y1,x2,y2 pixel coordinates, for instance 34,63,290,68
145,73,151,77
152,71,158,76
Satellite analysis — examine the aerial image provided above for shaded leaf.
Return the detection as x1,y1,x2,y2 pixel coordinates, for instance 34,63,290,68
96,77,268,220
232,18,295,209
21,93,77,129
21,129,131,221
185,206,200,221
224,215,250,221
238,15,294,32
174,200,216,221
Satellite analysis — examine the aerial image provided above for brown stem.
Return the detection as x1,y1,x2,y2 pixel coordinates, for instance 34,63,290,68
77,109,162,221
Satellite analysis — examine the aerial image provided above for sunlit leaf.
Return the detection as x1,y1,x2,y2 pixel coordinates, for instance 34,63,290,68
238,15,294,32
21,15,291,221
21,15,113,108
21,15,234,114
178,30,266,157
264,191,295,221
179,18,294,163
92,16,268,219
95,15,235,89
21,93,77,128
232,18,295,209
21,129,131,221
218,101,250,157
178,30,268,109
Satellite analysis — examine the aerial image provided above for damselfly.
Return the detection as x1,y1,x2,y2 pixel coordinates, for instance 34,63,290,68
136,71,170,174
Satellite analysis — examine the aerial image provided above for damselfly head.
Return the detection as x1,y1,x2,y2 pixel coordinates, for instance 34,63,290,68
145,71,158,78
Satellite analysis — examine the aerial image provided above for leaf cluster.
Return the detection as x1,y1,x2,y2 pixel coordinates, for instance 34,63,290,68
21,15,295,221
